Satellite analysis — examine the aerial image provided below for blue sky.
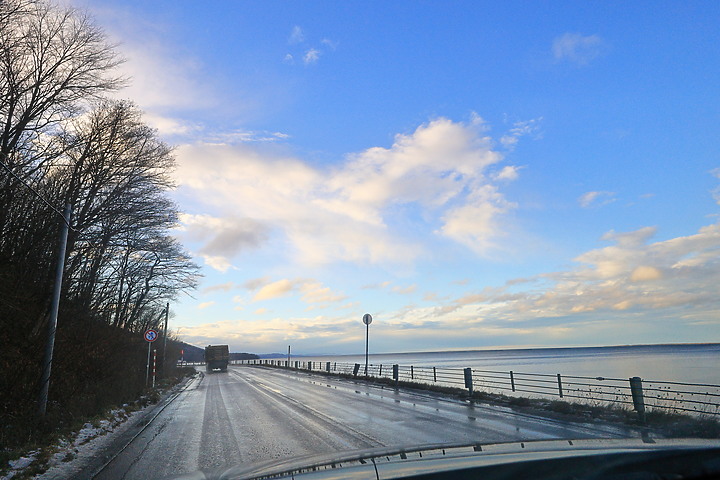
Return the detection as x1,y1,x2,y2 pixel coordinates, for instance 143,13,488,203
75,1,720,354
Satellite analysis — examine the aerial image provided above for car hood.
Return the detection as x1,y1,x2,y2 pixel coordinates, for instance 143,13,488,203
169,437,720,480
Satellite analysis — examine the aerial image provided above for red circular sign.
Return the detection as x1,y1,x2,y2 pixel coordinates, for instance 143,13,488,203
144,329,158,342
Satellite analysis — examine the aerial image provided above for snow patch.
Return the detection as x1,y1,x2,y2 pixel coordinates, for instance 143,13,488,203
1,407,137,480
2,452,38,479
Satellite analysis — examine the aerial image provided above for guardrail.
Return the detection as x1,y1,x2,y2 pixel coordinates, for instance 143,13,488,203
176,360,257,366
237,359,720,419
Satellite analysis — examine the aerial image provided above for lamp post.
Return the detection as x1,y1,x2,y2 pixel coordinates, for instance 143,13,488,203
362,313,372,375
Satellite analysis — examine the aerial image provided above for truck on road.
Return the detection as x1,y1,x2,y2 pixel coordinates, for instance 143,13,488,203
205,345,229,372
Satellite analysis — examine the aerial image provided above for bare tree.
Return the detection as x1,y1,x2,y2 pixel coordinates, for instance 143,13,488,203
0,0,123,238
46,100,200,330
0,0,201,438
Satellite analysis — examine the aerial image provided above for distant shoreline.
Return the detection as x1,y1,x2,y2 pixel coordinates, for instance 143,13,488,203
257,342,720,359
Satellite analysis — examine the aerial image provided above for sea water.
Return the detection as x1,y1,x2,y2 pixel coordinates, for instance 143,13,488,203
293,344,720,385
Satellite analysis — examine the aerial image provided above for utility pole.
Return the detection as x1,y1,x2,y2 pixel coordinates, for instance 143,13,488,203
162,302,169,376
38,204,72,416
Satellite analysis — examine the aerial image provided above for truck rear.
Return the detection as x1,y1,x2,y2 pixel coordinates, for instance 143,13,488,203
205,345,229,372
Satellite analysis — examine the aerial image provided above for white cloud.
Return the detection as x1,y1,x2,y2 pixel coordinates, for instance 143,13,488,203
197,301,215,310
300,282,347,304
377,222,720,341
362,281,392,290
174,117,518,267
111,38,213,112
630,266,662,282
252,278,347,306
509,118,542,137
201,282,237,294
710,168,720,204
600,227,656,248
579,191,616,208
553,33,605,65
142,112,203,137
177,214,270,272
285,27,336,66
206,130,290,143
439,184,516,253
321,38,338,50
243,277,273,291
494,165,520,181
177,316,362,353
86,5,272,145
304,48,320,65
392,284,417,295
200,255,233,273
499,118,542,152
289,26,304,44
254,279,295,301
177,221,720,353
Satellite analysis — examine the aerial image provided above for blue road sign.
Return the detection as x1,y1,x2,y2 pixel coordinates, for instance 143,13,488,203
144,329,158,342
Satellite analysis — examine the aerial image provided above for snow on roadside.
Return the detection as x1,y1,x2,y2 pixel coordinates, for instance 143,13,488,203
34,406,144,480
2,376,194,480
1,405,142,480
2,454,39,480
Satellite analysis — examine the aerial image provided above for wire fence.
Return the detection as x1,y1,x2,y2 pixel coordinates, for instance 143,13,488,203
235,358,720,418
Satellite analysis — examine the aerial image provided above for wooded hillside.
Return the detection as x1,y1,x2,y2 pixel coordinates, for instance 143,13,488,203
0,0,201,451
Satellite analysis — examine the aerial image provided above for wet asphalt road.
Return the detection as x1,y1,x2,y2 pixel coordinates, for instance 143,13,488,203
93,365,630,479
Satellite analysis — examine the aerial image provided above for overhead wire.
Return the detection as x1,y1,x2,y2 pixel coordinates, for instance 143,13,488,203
0,155,74,229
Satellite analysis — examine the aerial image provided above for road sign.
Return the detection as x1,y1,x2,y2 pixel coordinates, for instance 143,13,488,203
144,329,158,342
363,313,372,325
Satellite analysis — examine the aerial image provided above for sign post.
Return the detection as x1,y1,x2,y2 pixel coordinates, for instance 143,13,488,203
144,329,158,386
362,314,372,376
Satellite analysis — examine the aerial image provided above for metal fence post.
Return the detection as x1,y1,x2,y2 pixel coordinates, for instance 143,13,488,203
433,367,437,382
379,364,383,376
353,363,360,377
393,364,399,385
326,361,330,373
557,374,564,398
411,365,414,380
464,368,473,396
630,377,646,423
510,371,516,392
